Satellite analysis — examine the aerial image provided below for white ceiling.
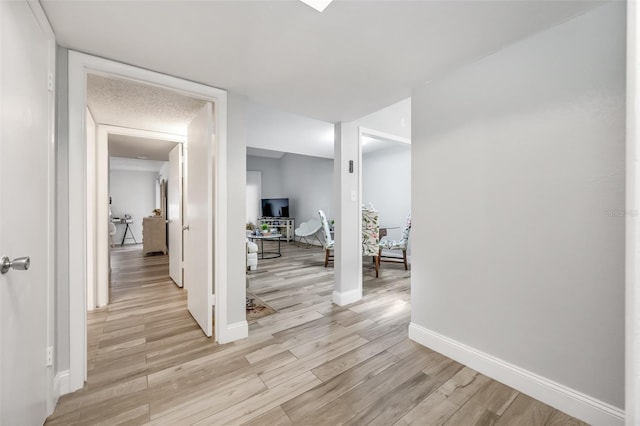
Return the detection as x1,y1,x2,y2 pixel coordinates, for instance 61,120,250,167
110,156,167,172
247,101,334,158
247,132,409,159
362,135,409,156
42,0,603,123
88,74,205,135
246,147,286,159
88,74,191,164
108,134,179,162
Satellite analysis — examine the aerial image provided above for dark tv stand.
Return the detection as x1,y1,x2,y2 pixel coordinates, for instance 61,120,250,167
257,217,295,242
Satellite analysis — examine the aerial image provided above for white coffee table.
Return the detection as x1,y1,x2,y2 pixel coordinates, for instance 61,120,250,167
247,233,283,259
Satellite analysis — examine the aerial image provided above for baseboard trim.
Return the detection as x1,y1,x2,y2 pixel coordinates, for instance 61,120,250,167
332,288,362,306
408,323,624,426
54,369,70,398
217,320,248,344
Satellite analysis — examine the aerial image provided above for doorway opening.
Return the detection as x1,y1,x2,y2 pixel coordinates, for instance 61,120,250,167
85,72,198,309
67,52,235,393
360,127,412,276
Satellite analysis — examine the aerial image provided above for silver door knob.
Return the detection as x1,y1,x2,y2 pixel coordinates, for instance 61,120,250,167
182,225,190,231
1,256,30,274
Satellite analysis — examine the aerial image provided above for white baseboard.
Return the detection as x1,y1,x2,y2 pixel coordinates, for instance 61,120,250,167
332,288,362,306
408,323,624,426
217,320,248,344
54,370,70,398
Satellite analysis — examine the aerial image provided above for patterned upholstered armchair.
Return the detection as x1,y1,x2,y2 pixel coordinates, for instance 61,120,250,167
318,210,334,267
379,213,411,270
362,206,380,278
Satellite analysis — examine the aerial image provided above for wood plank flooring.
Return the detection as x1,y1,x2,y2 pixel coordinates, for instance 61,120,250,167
46,242,588,425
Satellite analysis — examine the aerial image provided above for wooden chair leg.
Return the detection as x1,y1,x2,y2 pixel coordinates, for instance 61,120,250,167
375,255,379,278
324,249,329,267
403,250,408,270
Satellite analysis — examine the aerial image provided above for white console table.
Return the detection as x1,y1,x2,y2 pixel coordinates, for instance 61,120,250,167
257,218,295,242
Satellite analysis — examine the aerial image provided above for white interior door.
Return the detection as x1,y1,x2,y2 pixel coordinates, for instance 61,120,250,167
185,103,214,336
0,1,53,423
168,144,183,287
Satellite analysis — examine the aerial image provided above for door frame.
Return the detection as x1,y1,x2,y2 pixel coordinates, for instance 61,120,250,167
67,51,229,392
167,143,184,287
626,1,640,423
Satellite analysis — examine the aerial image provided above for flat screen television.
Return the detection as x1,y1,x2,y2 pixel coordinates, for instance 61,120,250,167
261,198,289,218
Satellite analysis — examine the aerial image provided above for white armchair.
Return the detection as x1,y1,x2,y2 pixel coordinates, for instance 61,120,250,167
294,218,322,248
247,239,258,271
318,210,334,267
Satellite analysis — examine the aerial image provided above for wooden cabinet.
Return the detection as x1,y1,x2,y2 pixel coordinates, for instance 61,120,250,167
143,216,167,255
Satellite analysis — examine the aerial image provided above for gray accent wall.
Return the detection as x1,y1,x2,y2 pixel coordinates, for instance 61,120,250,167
247,147,411,243
247,153,335,225
280,153,334,225
411,2,624,407
246,156,283,200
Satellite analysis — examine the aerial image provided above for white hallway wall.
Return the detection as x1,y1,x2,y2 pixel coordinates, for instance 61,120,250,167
247,101,333,159
410,2,624,423
109,169,157,244
226,92,249,329
358,97,411,140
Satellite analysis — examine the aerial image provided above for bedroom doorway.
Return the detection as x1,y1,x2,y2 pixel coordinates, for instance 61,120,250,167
67,51,234,392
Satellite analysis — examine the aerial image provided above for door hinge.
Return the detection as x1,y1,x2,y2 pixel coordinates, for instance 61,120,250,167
46,346,53,367
47,73,54,92
211,293,216,307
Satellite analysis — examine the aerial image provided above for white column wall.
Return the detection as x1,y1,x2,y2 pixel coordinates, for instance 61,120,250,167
332,122,362,305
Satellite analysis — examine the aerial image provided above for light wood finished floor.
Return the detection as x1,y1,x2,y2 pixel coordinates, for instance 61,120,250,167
46,243,587,425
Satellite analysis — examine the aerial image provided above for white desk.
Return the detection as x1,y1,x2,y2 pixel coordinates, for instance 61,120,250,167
111,218,136,246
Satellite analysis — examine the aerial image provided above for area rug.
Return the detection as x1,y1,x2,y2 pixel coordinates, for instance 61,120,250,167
246,292,277,321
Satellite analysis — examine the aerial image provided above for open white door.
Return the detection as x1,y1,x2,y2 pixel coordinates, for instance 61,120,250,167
168,144,183,287
0,0,54,423
184,103,214,336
